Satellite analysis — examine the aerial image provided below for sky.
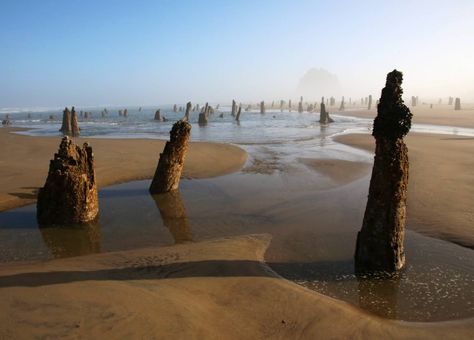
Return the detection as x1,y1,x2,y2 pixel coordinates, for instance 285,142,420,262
1,0,473,108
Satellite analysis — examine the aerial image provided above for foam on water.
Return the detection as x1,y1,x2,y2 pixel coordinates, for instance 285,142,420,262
6,108,474,144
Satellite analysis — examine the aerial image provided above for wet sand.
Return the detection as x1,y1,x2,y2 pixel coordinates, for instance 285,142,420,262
0,234,472,339
0,128,247,212
339,104,474,128
336,132,474,249
299,158,371,185
0,123,473,336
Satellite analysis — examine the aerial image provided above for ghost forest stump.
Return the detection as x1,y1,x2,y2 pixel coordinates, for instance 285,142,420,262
354,69,413,275
37,136,99,225
149,120,192,194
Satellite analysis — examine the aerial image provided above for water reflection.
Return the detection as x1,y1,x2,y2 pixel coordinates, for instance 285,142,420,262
151,190,192,244
39,222,101,259
357,273,401,319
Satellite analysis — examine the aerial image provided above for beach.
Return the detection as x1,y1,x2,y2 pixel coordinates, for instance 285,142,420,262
0,128,247,212
0,234,472,339
339,105,474,128
335,132,474,249
0,107,473,338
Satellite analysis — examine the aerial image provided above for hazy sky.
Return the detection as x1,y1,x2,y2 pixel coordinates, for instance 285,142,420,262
1,0,473,107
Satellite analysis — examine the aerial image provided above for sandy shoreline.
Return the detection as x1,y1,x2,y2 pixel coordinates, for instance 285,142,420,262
0,120,473,337
0,234,472,339
335,132,474,249
338,105,474,128
0,128,247,212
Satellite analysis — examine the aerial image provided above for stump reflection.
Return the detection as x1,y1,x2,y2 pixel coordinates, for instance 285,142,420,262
357,273,401,319
151,190,192,244
39,222,101,259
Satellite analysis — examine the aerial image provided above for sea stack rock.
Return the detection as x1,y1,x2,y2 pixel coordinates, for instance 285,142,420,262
184,102,192,121
260,101,265,114
319,97,334,124
368,95,373,110
454,98,461,110
149,120,191,194
71,107,80,137
154,109,162,121
354,69,413,275
231,100,237,116
59,107,72,134
37,137,99,225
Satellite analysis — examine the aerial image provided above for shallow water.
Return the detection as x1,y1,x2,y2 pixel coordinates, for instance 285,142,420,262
1,106,473,322
6,106,474,142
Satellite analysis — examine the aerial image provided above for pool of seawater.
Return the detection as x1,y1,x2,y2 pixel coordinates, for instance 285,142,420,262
1,108,473,322
0,173,473,322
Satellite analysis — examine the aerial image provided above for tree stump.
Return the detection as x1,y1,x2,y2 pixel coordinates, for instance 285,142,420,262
354,69,412,274
149,120,191,194
37,136,99,225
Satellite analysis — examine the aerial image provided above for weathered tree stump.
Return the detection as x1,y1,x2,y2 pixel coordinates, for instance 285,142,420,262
298,96,304,113
184,102,192,121
71,107,80,137
368,95,373,110
231,100,237,116
37,136,99,225
339,96,345,111
260,101,265,114
59,107,72,134
319,97,334,124
149,120,191,194
154,109,162,121
454,98,461,110
235,105,242,121
198,103,209,125
354,69,412,275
